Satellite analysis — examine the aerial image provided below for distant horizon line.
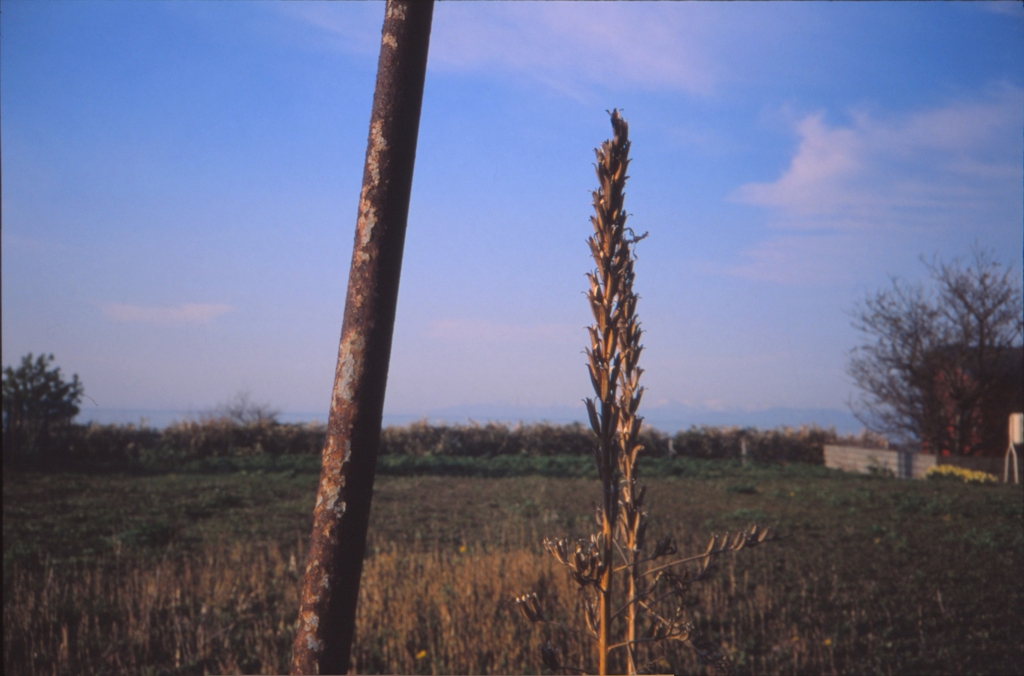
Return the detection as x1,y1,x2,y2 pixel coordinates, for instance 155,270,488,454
74,403,867,435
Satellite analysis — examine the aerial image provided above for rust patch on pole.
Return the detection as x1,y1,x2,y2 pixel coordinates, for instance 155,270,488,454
290,1,434,673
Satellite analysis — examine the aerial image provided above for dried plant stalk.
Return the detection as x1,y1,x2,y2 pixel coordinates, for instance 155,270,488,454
518,110,773,676
584,108,633,676
582,108,646,675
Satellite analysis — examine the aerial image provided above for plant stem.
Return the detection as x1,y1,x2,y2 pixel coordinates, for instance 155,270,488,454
584,109,645,675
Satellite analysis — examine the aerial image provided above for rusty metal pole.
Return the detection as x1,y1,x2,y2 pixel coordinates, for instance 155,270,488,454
291,2,433,673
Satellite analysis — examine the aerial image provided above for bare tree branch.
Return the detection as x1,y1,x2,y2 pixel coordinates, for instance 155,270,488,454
848,245,1023,454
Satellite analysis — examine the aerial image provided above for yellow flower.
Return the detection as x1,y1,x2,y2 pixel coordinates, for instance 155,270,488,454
458,544,467,554
416,650,427,660
823,638,832,646
874,537,881,544
926,464,996,484
789,491,795,497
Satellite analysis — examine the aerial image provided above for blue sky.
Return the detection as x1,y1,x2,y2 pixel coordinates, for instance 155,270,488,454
2,1,1022,433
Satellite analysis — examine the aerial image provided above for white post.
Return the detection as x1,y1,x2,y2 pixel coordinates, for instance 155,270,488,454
1004,413,1023,484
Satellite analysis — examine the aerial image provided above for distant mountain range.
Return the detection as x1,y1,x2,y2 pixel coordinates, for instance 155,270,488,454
76,402,865,435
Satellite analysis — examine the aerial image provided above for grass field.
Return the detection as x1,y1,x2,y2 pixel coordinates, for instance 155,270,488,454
4,458,1022,675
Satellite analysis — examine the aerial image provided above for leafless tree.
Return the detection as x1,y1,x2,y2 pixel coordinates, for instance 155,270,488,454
206,390,280,426
848,247,1023,455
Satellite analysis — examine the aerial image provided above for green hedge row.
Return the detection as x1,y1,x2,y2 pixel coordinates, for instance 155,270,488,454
145,453,849,481
27,418,885,472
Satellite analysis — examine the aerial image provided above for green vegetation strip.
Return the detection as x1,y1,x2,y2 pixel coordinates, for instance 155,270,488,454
39,450,859,480
20,419,889,473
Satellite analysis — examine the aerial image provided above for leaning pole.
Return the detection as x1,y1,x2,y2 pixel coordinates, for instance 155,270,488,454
291,2,434,673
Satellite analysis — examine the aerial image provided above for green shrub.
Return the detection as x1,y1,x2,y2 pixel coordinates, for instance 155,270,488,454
37,419,884,474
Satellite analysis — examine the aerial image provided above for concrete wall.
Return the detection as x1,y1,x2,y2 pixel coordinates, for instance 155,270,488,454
824,445,935,479
824,445,1005,479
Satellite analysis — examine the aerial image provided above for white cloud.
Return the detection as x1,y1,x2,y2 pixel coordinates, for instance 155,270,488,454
732,85,1024,225
284,3,724,98
426,319,578,346
734,113,864,217
101,303,233,326
428,4,718,97
724,233,871,285
976,1,1024,18
277,3,383,57
727,86,1023,284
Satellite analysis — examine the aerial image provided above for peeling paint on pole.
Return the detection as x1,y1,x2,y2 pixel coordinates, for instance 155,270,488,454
290,2,434,674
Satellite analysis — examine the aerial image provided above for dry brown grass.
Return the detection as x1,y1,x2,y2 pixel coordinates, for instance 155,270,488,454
3,539,579,675
5,473,1021,675
5,543,299,675
4,540,846,676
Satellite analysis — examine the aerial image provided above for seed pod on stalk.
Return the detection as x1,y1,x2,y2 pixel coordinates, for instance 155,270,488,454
517,110,774,676
582,109,649,675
